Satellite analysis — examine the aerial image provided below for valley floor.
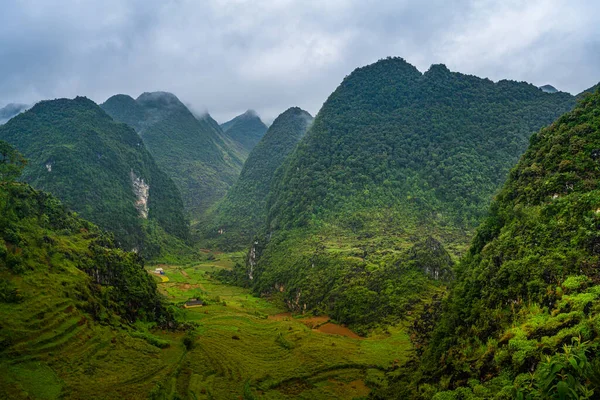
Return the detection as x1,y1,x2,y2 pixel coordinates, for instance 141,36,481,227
1,252,412,399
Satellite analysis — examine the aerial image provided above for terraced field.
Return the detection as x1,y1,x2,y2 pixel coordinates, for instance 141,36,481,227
1,252,412,399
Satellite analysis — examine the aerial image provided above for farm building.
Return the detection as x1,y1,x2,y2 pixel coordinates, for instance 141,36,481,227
184,298,204,308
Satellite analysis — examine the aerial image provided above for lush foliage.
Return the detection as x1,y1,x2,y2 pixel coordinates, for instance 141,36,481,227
267,58,575,232
0,97,190,259
0,145,173,323
102,92,245,221
220,109,268,159
382,89,600,398
248,57,576,331
204,107,313,250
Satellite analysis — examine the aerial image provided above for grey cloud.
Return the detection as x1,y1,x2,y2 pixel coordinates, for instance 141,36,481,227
0,0,598,122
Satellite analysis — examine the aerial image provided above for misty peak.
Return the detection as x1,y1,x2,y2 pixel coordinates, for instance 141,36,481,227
539,84,559,93
136,91,183,108
243,109,258,118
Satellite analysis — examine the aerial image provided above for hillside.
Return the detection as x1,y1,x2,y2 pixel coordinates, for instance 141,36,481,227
203,107,313,250
220,110,268,159
578,82,600,99
248,57,577,331
0,146,179,398
0,97,189,259
383,87,600,399
101,92,244,221
0,141,414,399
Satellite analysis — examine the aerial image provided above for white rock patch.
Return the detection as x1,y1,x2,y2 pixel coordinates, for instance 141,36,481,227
131,171,150,219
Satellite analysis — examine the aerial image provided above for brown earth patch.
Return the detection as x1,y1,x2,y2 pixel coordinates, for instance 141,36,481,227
316,323,361,339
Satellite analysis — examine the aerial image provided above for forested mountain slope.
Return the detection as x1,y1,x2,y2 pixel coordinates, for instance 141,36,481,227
0,144,177,398
220,110,268,159
203,107,312,250
381,88,600,399
245,57,577,331
0,97,189,258
101,92,244,221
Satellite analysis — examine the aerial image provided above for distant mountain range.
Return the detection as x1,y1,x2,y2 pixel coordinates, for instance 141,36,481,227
101,92,250,221
0,97,189,258
203,107,312,250
220,110,268,160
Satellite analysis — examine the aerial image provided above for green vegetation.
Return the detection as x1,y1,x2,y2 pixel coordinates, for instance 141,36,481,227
379,89,600,398
142,261,413,399
101,92,245,221
0,144,413,398
220,109,268,160
0,97,190,259
249,57,576,332
203,107,313,250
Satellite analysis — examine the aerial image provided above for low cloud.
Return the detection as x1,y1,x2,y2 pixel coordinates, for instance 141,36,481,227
0,0,598,122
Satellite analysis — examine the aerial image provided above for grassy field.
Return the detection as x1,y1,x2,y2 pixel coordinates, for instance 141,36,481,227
1,251,412,399
151,253,413,399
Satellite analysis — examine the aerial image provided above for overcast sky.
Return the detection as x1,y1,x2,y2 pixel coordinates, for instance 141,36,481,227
1,0,599,123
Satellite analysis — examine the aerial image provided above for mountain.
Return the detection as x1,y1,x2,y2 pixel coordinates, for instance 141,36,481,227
0,97,189,258
539,84,559,93
577,82,600,99
390,82,600,399
0,103,29,124
220,110,268,158
245,57,577,331
101,92,244,221
203,107,313,250
0,144,178,398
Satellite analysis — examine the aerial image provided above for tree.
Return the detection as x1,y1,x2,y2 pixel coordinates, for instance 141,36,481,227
0,140,26,182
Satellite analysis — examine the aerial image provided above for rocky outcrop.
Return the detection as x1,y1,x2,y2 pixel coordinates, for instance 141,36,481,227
130,171,149,218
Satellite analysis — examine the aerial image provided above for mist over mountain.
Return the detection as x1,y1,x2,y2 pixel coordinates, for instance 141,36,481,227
0,103,30,124
101,92,244,221
220,110,268,159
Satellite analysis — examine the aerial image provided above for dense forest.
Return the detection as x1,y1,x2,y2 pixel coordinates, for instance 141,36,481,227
376,87,600,399
101,92,246,221
237,57,579,333
203,107,313,250
220,110,268,160
1,51,599,398
0,97,190,259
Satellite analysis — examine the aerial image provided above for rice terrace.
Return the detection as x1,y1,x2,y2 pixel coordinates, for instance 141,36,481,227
145,253,412,399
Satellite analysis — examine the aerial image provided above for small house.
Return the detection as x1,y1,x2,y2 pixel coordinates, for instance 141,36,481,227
154,267,164,275
184,298,204,308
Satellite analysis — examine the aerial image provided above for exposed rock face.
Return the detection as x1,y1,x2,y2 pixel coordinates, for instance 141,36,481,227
131,171,149,219
247,240,260,280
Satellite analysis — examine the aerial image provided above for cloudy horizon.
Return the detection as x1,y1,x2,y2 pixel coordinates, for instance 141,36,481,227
1,0,599,123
